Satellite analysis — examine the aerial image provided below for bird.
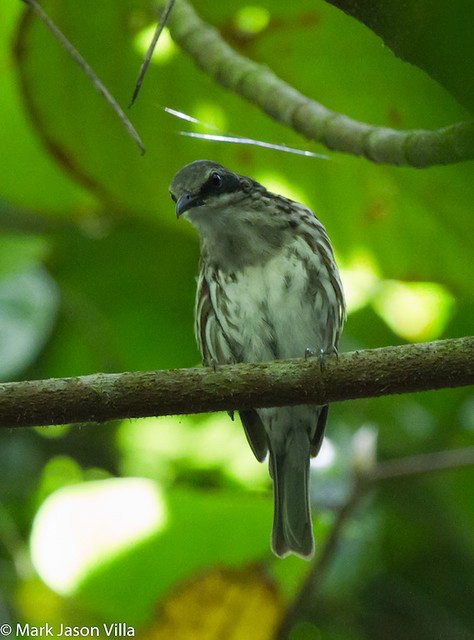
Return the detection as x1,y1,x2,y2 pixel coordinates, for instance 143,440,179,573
169,160,345,558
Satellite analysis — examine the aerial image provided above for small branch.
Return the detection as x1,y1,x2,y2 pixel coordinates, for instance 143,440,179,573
21,0,145,154
276,443,474,639
129,0,176,107
371,445,474,481
166,0,474,167
0,337,473,428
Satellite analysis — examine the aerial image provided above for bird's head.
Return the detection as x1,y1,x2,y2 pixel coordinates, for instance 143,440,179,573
169,160,301,268
169,160,244,220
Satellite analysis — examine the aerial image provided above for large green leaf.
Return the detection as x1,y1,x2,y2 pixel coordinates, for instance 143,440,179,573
0,266,59,380
77,487,275,623
0,1,94,213
323,0,474,112
27,220,200,378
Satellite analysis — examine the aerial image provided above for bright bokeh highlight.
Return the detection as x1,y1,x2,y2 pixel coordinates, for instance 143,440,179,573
234,6,271,34
118,414,268,488
255,171,308,206
310,437,337,470
373,280,455,341
30,478,166,595
340,250,381,314
192,101,228,132
133,25,176,64
350,425,378,474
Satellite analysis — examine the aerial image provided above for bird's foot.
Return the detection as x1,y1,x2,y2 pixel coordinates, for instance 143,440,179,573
203,357,218,372
304,346,338,371
319,346,339,371
227,410,235,421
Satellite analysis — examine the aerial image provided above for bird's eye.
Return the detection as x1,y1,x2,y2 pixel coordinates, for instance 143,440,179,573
211,172,222,189
170,192,177,203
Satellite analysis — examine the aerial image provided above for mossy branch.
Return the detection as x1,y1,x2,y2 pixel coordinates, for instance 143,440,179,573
167,0,474,167
0,337,473,428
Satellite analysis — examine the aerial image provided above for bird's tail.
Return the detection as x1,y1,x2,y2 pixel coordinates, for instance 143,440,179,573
269,429,314,559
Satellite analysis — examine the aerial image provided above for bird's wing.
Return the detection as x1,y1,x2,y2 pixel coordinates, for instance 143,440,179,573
194,268,235,365
305,214,346,347
310,404,328,457
195,267,268,462
239,410,268,462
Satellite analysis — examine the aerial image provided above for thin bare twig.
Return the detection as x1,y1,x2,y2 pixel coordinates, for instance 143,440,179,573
164,105,328,158
370,445,474,481
129,0,176,107
276,444,474,638
22,0,145,154
178,131,329,158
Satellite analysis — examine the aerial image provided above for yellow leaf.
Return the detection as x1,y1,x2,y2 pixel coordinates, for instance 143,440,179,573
143,564,283,640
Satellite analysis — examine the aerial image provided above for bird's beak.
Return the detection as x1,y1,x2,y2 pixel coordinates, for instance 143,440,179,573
176,192,203,218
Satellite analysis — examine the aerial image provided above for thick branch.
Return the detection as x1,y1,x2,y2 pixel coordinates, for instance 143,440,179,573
167,0,474,167
0,337,472,428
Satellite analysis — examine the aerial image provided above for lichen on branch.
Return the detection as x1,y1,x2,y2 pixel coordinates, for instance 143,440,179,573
0,337,473,428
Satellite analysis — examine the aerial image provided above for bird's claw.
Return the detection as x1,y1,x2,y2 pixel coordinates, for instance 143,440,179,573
319,346,339,371
304,346,338,371
203,357,218,372
318,349,326,370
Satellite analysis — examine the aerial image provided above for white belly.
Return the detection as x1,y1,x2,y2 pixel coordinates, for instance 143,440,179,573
210,238,334,363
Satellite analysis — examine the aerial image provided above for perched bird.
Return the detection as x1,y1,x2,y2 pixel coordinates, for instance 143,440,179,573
170,160,345,558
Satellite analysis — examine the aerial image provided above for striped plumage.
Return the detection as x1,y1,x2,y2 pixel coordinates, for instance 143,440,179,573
170,160,345,558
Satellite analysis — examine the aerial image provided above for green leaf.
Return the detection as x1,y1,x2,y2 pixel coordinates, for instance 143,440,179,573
76,488,274,623
323,0,474,112
0,266,59,380
0,1,94,213
0,230,50,278
28,220,199,378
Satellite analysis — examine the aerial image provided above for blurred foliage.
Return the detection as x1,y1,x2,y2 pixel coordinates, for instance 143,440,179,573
323,0,474,112
142,565,282,640
0,0,473,638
